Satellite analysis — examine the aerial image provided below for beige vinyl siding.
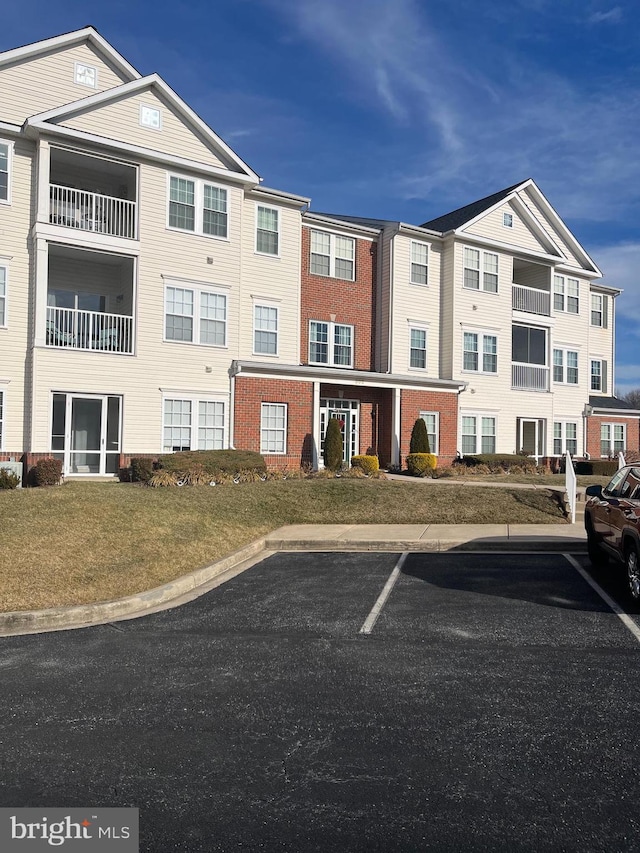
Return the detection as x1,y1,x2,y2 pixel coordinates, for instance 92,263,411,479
0,137,35,450
463,203,551,255
389,233,441,376
439,238,455,379
516,188,582,267
377,228,393,372
60,90,229,169
0,43,129,125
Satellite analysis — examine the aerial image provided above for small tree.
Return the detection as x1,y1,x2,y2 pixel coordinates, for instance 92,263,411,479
409,417,431,454
324,417,344,471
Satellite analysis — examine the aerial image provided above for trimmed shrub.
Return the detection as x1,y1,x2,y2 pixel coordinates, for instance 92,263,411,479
406,453,438,476
31,457,63,486
131,457,155,483
351,454,379,474
157,449,266,476
323,418,344,472
456,453,535,473
575,459,618,476
409,418,431,454
0,469,20,489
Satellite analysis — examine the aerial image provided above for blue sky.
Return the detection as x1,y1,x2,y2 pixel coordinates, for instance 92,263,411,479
3,0,639,392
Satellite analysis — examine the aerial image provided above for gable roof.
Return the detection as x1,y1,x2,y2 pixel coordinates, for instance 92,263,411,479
420,181,528,232
26,73,261,182
0,26,140,82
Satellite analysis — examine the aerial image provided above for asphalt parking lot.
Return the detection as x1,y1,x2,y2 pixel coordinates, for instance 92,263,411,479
1,551,639,852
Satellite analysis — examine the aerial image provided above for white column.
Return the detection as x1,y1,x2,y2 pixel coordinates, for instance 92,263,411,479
33,237,49,347
312,381,321,469
392,387,401,468
36,140,51,224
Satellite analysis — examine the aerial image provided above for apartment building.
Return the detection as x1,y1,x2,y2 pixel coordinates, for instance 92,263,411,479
0,28,637,477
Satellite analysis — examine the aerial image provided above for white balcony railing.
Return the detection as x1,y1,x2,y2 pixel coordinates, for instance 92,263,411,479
512,284,550,316
511,363,549,391
50,185,136,239
46,306,133,354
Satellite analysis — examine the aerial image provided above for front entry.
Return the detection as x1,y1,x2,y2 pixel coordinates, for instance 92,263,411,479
517,417,545,459
320,399,359,464
52,393,121,475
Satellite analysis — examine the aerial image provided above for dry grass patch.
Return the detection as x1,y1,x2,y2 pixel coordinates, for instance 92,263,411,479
0,479,565,612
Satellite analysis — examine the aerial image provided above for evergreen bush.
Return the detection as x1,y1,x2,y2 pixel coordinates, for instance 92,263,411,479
31,457,63,486
131,457,155,482
351,454,379,474
0,468,20,489
323,417,344,471
406,453,438,476
409,418,431,454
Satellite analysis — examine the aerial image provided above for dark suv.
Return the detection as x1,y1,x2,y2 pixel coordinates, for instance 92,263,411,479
585,464,640,599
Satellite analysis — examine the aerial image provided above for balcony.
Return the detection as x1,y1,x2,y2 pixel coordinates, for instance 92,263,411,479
50,185,136,239
47,306,133,354
512,284,550,316
511,363,549,391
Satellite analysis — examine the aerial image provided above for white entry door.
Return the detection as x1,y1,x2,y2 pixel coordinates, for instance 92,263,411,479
52,393,121,475
320,399,359,464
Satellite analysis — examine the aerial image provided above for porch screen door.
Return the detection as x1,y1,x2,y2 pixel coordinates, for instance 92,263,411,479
70,398,102,474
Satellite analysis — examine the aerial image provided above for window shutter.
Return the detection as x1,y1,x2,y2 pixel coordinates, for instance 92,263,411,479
603,296,608,329
602,360,608,394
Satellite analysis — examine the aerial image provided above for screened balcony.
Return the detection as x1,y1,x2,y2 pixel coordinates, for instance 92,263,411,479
511,324,549,391
512,259,550,316
46,246,134,355
49,148,137,239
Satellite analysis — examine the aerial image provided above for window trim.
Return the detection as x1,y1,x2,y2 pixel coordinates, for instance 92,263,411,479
419,411,439,455
462,329,498,375
163,282,228,348
74,61,98,89
600,422,626,458
0,140,13,206
463,247,499,293
166,173,230,240
460,412,497,455
309,229,356,281
140,104,162,131
255,203,281,258
253,302,279,357
308,319,354,368
590,358,606,393
553,421,578,456
553,274,580,315
410,240,430,286
552,348,579,385
408,325,428,371
590,292,607,328
260,402,287,455
161,394,226,453
503,212,513,228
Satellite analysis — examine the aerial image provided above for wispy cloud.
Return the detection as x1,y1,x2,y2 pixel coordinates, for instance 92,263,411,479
588,6,623,24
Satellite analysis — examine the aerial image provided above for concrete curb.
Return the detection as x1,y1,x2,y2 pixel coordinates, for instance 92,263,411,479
265,538,588,553
0,537,268,637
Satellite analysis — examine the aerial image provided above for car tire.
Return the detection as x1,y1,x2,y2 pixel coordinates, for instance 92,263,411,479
586,519,608,567
625,542,640,601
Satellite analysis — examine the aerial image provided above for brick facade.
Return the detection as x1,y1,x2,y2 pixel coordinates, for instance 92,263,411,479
319,384,393,466
400,389,459,465
586,415,640,459
301,227,377,371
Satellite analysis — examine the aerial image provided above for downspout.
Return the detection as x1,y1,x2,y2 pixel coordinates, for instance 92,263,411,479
229,365,237,450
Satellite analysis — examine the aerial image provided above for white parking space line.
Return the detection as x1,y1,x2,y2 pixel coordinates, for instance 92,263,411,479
564,553,640,645
359,552,408,635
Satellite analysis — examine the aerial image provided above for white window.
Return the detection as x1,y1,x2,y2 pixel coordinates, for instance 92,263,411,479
163,398,225,452
461,414,496,454
553,422,578,455
601,423,625,457
256,205,279,256
552,349,578,384
463,331,497,373
74,62,97,88
0,266,6,326
503,212,513,228
140,104,162,129
420,411,439,454
554,275,579,314
590,358,607,393
310,230,355,280
463,248,498,293
254,304,278,355
168,175,228,238
0,142,10,203
410,241,429,285
409,327,427,369
591,293,607,327
164,284,227,346
309,320,353,367
261,403,287,454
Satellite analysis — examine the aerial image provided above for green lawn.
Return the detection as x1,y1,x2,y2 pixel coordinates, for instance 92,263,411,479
0,478,566,613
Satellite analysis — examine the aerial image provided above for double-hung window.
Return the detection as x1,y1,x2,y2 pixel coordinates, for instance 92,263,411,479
256,206,279,255
168,175,228,238
0,142,10,203
553,422,578,455
420,412,439,454
601,423,625,457
163,397,225,452
254,304,278,355
552,349,578,384
310,230,355,279
590,358,607,392
309,320,353,367
463,331,497,373
165,284,227,346
410,242,429,285
462,414,496,454
463,248,498,292
261,403,287,454
0,266,6,326
553,275,579,314
591,293,607,327
409,327,427,369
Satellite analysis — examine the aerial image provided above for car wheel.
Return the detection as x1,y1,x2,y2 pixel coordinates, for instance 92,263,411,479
586,519,608,567
625,544,640,601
